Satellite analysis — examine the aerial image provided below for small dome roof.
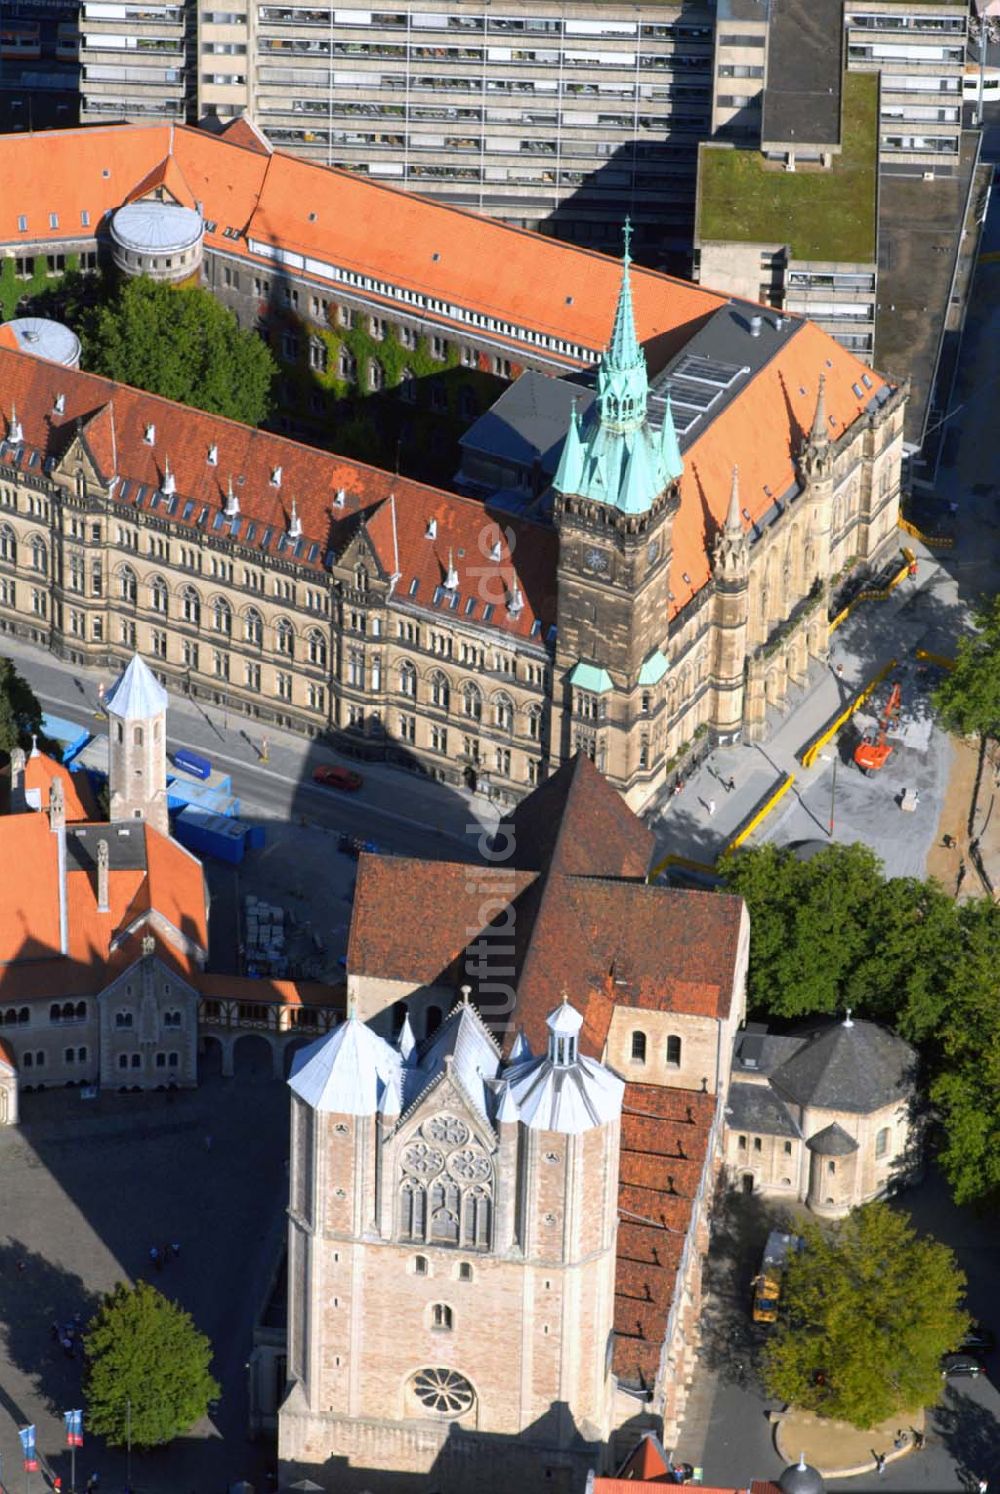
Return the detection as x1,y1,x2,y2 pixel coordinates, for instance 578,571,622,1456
778,1458,824,1494
111,201,203,255
547,999,583,1037
806,1121,859,1156
3,316,81,368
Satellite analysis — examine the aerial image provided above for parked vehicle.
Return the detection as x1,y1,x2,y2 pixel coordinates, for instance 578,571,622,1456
313,763,363,791
751,1231,803,1324
960,1322,996,1353
941,1352,984,1378
173,747,212,780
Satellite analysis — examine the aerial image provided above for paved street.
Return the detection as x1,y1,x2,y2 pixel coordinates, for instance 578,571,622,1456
0,632,499,863
675,1169,1000,1492
0,1074,289,1494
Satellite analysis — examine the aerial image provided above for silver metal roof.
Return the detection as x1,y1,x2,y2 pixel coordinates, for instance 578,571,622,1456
4,317,81,368
111,202,203,256
105,652,169,722
289,1016,401,1115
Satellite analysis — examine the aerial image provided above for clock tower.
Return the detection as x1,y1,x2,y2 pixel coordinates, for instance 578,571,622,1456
550,225,681,791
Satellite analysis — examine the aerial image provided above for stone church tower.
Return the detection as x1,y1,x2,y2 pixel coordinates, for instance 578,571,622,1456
550,224,682,781
279,996,625,1494
105,652,170,835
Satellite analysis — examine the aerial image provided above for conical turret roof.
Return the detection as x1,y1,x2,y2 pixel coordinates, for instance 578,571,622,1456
105,653,168,721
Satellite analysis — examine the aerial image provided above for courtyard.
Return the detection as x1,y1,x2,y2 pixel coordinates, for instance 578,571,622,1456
0,1071,290,1493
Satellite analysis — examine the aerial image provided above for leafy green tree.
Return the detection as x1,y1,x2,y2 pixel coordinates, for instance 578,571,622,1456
0,655,46,757
930,897,1000,1204
933,594,1000,738
762,1203,968,1428
718,842,956,1033
82,277,275,426
84,1281,220,1449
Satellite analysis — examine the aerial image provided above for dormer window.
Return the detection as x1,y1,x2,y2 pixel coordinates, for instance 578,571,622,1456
54,394,65,415
271,465,282,488
207,444,218,465
426,518,437,540
490,539,502,562
333,489,346,508
144,424,155,445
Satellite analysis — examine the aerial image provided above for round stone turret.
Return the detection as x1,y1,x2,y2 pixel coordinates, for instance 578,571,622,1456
110,202,204,283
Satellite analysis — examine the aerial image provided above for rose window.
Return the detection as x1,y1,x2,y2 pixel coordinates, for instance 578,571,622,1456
411,1367,475,1417
425,1115,469,1147
447,1147,491,1183
403,1142,444,1177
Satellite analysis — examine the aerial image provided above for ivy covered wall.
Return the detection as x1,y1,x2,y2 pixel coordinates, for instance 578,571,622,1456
0,252,82,321
267,306,510,484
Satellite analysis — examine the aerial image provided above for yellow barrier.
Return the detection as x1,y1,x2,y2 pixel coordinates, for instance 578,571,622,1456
725,772,795,853
648,851,719,883
898,516,955,549
828,553,913,635
800,657,898,768
915,647,955,671
647,771,797,880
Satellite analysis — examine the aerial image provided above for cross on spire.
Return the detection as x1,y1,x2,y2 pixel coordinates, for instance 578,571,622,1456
622,216,633,264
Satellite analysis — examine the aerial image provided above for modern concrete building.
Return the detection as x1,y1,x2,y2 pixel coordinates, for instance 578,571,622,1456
79,0,189,123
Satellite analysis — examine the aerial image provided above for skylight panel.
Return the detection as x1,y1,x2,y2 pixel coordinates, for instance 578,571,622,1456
409,578,419,596
212,511,225,531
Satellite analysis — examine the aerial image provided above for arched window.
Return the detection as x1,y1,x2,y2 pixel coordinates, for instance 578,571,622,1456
32,536,48,576
133,726,144,746
118,563,136,601
875,1126,890,1160
244,607,263,646
414,1255,428,1275
527,704,542,741
0,525,15,562
150,575,168,615
355,567,368,593
181,587,201,626
431,1303,453,1331
462,682,482,721
399,367,416,403
493,693,514,732
666,1034,682,1068
429,673,450,712
116,722,123,744
115,1011,134,1029
275,617,294,657
339,346,356,381
430,1180,461,1244
631,1031,647,1063
18,1008,28,1024
75,1001,86,1020
50,1003,61,1023
400,1179,427,1241
213,596,232,635
61,1001,75,1021
458,1262,473,1281
399,660,417,698
307,629,327,667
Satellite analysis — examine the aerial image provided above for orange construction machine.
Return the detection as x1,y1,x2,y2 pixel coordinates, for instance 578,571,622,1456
854,682,901,774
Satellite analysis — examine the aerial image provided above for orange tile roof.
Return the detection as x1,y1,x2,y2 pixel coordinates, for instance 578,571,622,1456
23,751,99,822
0,346,556,642
674,320,888,611
218,114,273,156
616,1435,672,1482
0,814,206,1000
197,972,344,1008
0,815,63,964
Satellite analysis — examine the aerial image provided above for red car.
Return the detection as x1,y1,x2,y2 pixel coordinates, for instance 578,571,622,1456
312,763,363,792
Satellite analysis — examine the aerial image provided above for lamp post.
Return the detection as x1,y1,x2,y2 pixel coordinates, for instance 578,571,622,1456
821,751,839,838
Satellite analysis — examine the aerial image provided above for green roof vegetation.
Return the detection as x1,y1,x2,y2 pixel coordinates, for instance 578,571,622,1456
698,72,878,263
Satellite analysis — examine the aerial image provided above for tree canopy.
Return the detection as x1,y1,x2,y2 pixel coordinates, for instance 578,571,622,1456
0,655,46,758
720,842,1000,1206
762,1203,968,1428
933,594,1000,739
84,1280,220,1449
718,842,956,1039
82,277,275,427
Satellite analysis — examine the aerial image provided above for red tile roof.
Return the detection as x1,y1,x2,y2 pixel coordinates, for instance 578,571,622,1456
0,346,557,642
23,751,100,823
616,1435,672,1482
614,1085,716,1385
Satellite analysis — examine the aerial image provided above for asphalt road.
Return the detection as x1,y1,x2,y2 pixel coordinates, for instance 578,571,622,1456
1,634,497,865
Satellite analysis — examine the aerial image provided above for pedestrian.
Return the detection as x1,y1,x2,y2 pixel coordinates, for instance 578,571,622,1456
893,1430,907,1451
707,799,716,817
976,1480,987,1494
61,1336,74,1359
835,663,844,678
85,1475,99,1494
912,1428,924,1451
873,1452,886,1477
726,776,736,793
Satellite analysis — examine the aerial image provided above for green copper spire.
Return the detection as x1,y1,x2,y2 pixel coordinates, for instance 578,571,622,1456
553,397,585,495
659,387,684,484
596,220,648,437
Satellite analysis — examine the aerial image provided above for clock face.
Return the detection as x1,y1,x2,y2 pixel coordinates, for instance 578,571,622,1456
585,547,608,574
